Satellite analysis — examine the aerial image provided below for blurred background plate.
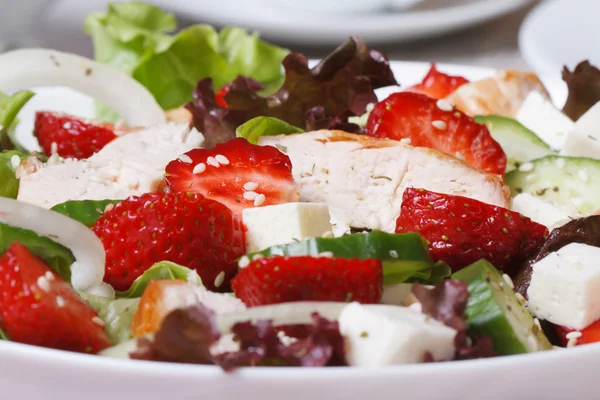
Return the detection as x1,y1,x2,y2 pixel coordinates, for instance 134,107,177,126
150,0,533,45
519,0,600,81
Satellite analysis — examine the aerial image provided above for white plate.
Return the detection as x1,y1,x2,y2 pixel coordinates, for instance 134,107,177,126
520,0,600,81
153,0,533,45
1,61,576,400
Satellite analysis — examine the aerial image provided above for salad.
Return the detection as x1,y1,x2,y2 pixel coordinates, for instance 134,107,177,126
2,1,600,369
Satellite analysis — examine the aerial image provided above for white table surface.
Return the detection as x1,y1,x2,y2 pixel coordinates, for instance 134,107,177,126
33,0,538,71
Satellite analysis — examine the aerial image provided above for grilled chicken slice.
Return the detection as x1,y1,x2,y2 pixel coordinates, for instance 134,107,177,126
259,130,510,234
445,70,550,118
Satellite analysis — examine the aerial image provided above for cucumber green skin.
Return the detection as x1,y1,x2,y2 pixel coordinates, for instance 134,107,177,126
0,150,26,199
51,199,122,227
0,222,74,282
452,260,552,355
474,115,554,172
245,231,450,284
505,155,600,215
80,292,140,345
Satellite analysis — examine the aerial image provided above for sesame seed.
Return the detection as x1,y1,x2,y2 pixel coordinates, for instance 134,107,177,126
578,170,589,183
243,181,259,191
252,254,264,261
178,154,193,164
56,296,65,307
436,99,454,112
190,163,206,174
37,276,51,292
515,292,527,305
389,250,399,258
104,203,115,213
50,142,58,155
366,103,375,112
533,318,541,330
318,251,334,258
238,256,250,268
502,273,514,289
567,337,578,348
519,162,534,172
525,174,537,182
556,158,565,169
572,197,583,207
10,155,20,169
243,191,258,200
206,156,220,167
215,154,230,165
321,231,335,238
566,331,582,340
63,122,72,130
400,138,412,145
455,152,465,161
432,120,447,130
92,316,105,327
45,271,55,281
214,271,225,288
254,194,266,207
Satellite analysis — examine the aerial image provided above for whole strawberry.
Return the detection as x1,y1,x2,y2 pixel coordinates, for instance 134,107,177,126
35,111,117,159
92,192,246,292
232,256,383,307
0,243,111,353
165,137,299,216
396,188,548,272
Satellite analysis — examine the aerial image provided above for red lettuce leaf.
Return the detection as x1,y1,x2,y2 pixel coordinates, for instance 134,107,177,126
186,37,398,148
130,304,346,370
412,280,496,360
562,61,600,121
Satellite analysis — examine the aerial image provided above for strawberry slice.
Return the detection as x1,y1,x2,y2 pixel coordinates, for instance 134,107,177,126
395,188,548,272
35,111,117,159
231,256,383,307
407,64,469,99
92,192,246,292
366,92,506,175
0,242,111,353
165,137,299,216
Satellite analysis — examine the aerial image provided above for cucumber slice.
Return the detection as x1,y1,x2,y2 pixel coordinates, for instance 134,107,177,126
474,115,554,172
505,155,600,216
452,259,552,355
244,231,450,285
51,199,121,227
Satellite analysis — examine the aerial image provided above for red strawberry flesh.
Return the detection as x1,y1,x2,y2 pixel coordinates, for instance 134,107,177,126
165,137,299,217
0,242,111,353
366,92,506,175
407,64,469,99
92,192,246,292
232,256,383,307
395,188,548,272
34,111,117,159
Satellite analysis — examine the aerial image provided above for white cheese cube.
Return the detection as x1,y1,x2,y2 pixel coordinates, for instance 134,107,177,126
527,243,600,330
511,193,570,229
560,102,600,158
242,202,333,253
339,302,456,366
516,91,574,150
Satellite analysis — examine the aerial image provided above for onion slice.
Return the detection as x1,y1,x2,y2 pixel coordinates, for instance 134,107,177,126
0,197,106,292
0,48,166,126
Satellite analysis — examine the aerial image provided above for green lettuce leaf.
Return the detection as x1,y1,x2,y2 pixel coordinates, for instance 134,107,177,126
116,261,197,298
84,2,289,112
0,150,26,199
80,292,140,345
0,223,74,282
0,91,35,150
236,116,303,144
0,327,8,341
51,199,122,227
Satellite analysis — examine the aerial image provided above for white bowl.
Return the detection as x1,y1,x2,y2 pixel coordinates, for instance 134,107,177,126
265,0,423,15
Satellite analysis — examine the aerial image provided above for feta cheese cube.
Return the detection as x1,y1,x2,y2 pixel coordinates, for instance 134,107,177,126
511,193,570,229
527,243,600,330
242,202,333,253
516,91,574,150
339,302,456,366
560,102,600,158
